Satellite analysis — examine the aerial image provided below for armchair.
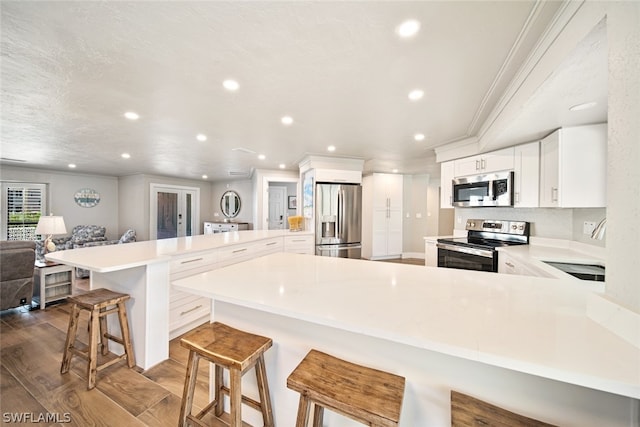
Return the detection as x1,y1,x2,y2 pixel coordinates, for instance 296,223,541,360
0,241,36,310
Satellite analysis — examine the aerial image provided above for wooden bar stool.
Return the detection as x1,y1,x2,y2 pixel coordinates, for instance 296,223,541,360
179,322,274,427
60,288,136,390
287,349,405,427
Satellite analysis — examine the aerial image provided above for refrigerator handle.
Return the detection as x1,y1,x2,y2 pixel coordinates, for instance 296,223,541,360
337,189,342,238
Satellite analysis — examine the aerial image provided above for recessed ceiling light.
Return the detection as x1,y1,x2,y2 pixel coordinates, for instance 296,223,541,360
408,89,424,101
279,163,286,169
202,175,208,179
569,101,597,111
414,133,425,141
392,169,399,173
124,112,139,120
258,154,266,160
327,145,336,152
196,134,207,142
223,79,239,91
121,153,131,159
281,116,293,126
396,19,420,38
68,163,76,168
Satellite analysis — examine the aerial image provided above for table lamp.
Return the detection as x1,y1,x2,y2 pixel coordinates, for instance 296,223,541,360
35,215,67,253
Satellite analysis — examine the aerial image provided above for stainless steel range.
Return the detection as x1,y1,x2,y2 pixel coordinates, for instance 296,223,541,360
437,219,530,272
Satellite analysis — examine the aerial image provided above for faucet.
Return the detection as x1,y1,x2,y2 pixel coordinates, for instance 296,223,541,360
591,218,607,240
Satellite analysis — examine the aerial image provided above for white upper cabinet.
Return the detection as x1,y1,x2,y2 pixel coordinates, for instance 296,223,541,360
539,124,607,208
513,141,540,208
454,147,515,177
440,161,455,209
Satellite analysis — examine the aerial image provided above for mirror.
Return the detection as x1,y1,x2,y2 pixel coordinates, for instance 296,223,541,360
220,190,241,218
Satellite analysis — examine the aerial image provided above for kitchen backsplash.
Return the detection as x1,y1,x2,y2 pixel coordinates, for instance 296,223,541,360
454,207,606,247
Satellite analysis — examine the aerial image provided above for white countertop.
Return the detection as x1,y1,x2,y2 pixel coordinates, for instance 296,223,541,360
172,252,640,399
497,240,606,284
45,229,314,272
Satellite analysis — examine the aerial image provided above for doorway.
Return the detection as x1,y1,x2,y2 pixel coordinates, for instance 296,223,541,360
268,186,286,230
150,184,200,240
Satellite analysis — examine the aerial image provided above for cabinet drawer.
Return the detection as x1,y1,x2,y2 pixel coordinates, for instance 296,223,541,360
169,296,210,330
253,237,283,256
217,243,255,266
170,251,216,275
285,235,314,254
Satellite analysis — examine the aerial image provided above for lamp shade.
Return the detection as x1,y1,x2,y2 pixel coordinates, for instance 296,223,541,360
35,215,67,236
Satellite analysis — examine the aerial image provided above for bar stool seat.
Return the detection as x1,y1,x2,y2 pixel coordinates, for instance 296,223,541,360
60,288,135,390
179,322,274,427
287,349,405,427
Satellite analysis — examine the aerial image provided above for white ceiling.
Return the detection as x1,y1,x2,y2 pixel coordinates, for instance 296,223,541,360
1,1,606,181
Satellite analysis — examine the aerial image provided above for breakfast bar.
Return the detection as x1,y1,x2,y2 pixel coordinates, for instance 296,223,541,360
172,252,639,427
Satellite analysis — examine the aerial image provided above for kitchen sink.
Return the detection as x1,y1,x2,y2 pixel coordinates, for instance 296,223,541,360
543,261,605,282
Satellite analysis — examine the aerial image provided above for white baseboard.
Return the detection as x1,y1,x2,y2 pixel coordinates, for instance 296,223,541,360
403,252,425,260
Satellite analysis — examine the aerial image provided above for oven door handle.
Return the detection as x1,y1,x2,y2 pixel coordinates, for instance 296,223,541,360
436,243,494,259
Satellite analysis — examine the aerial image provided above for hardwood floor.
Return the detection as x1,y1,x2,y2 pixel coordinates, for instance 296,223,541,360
0,297,214,427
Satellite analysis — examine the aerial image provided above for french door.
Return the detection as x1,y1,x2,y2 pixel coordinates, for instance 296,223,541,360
150,184,199,240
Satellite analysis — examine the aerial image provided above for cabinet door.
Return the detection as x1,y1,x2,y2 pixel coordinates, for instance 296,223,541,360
513,142,539,208
483,147,514,173
386,209,403,256
425,240,437,267
440,161,455,209
454,156,481,177
386,174,403,210
539,132,560,207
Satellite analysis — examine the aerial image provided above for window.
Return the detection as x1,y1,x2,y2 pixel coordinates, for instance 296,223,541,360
1,183,47,241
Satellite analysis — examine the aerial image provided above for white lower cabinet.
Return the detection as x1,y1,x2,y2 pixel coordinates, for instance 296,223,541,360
168,236,296,338
425,239,438,267
169,251,217,339
498,252,552,278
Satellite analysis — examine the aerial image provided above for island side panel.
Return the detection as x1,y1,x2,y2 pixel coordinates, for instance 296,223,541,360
214,301,636,427
90,262,169,370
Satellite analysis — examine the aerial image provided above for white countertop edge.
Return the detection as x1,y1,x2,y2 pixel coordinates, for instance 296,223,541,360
173,282,639,399
474,350,640,399
45,252,170,272
588,293,640,350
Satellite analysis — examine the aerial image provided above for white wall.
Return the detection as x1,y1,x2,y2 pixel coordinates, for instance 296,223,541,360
117,173,214,241
453,207,606,246
210,179,254,226
402,174,431,256
606,1,640,312
1,166,119,240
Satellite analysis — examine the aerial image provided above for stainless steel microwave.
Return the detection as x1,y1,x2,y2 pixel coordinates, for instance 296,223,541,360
452,171,514,207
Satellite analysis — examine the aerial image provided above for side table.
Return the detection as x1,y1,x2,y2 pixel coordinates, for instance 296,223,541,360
33,261,75,309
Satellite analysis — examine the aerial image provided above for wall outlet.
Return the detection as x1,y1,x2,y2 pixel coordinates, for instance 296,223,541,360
583,221,596,235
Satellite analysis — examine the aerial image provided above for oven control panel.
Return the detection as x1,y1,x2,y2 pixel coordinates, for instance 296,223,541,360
466,219,529,235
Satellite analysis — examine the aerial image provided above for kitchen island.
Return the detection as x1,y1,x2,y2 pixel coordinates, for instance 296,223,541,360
173,252,639,427
45,230,314,369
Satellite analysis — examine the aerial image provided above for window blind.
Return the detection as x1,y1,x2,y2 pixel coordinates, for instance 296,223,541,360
3,183,46,240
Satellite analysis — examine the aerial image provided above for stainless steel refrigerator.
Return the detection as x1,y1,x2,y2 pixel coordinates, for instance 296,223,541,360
315,183,362,258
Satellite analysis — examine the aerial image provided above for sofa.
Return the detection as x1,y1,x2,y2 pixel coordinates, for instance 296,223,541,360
36,226,136,278
0,241,36,310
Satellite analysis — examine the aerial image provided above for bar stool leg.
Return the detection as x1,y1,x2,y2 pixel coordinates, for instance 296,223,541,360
87,308,100,389
255,355,274,427
312,404,324,427
61,304,80,374
179,351,200,427
99,307,109,356
116,300,136,368
229,369,242,427
295,394,311,427
214,364,224,417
